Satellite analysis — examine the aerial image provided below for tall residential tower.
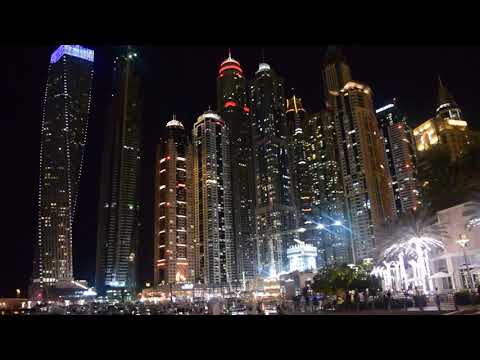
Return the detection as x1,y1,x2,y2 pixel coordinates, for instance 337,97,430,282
324,48,395,262
154,116,195,286
193,110,234,287
216,51,256,281
32,45,94,299
376,100,419,215
250,62,298,277
96,48,142,297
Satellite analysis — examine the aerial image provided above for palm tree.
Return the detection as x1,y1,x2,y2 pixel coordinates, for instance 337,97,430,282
375,207,448,292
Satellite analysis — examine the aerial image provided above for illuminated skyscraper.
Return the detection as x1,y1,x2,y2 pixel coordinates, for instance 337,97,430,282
96,48,142,296
307,111,351,267
193,110,234,287
154,116,194,286
323,47,395,262
376,100,419,215
32,45,94,298
250,62,298,277
413,77,473,160
216,51,256,281
330,79,395,262
286,94,310,221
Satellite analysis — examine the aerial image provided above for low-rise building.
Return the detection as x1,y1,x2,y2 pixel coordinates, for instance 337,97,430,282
430,202,480,292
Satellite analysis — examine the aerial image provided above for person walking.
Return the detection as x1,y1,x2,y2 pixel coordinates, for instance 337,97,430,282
387,289,392,312
434,287,441,311
354,290,360,312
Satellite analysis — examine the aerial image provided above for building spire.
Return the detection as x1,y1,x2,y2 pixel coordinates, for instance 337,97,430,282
437,75,456,109
228,48,232,59
172,113,176,120
261,48,266,63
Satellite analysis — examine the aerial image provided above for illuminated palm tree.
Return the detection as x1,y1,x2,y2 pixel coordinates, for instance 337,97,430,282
375,208,448,292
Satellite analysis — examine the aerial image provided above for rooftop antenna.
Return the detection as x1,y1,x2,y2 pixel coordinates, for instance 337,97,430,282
228,48,232,59
261,48,266,63
172,113,176,120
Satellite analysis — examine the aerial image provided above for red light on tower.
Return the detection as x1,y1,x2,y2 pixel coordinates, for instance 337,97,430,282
219,65,243,75
243,106,250,113
224,101,237,108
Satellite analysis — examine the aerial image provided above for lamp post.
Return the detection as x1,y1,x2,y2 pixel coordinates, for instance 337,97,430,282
456,234,474,291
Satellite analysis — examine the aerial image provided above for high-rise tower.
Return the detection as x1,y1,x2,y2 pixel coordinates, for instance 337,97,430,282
154,116,194,286
307,111,351,267
323,46,352,110
96,48,142,297
250,62,298,277
376,100,419,215
324,47,395,262
32,45,94,298
193,110,234,287
216,50,256,281
330,79,395,262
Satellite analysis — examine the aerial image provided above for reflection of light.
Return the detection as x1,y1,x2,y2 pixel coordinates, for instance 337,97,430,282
333,220,342,226
316,224,325,230
298,227,306,233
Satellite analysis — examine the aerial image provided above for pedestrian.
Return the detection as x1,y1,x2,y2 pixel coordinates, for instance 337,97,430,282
434,287,441,311
415,287,424,311
345,290,351,311
354,290,360,312
387,289,392,312
313,294,319,312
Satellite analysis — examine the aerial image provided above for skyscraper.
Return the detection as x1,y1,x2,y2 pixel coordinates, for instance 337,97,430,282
154,116,195,286
193,110,234,287
286,94,310,220
324,48,395,262
307,111,351,267
250,62,298,277
323,46,352,110
376,100,419,215
216,51,256,281
32,45,94,298
96,48,142,297
413,77,473,160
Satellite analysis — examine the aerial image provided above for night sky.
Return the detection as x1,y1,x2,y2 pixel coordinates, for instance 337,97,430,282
2,45,480,297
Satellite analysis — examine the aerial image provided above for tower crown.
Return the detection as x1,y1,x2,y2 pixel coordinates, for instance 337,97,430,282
219,49,243,75
166,114,184,129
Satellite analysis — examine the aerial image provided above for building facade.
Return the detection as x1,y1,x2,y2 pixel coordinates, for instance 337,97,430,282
307,111,351,267
96,48,142,296
431,202,480,292
32,45,94,298
193,110,234,287
250,62,298,277
328,69,395,262
413,77,473,161
216,52,256,281
376,101,419,215
154,116,195,286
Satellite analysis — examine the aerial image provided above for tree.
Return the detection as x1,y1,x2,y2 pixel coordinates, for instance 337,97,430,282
312,264,378,295
375,207,449,291
417,143,480,213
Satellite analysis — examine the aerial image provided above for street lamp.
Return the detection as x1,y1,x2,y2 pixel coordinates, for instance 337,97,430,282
456,234,474,291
